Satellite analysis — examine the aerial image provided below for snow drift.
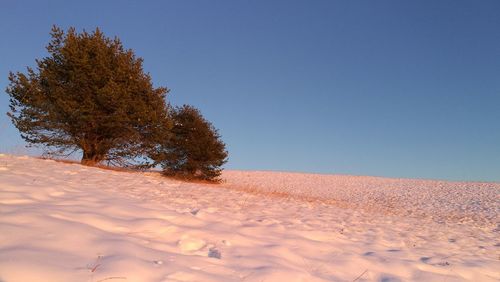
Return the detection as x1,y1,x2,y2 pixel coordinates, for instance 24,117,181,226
0,154,498,281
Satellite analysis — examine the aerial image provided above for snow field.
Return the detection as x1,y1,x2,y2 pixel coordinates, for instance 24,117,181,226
0,155,499,281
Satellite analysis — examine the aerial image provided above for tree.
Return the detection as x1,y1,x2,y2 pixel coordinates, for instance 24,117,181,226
152,105,228,182
6,26,169,166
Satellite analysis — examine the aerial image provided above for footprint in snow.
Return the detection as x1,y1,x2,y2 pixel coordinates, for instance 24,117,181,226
380,276,402,282
153,260,163,266
208,247,221,259
190,208,200,215
420,256,450,266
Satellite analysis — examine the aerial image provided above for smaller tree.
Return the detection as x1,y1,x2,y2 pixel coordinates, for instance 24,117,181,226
152,105,228,182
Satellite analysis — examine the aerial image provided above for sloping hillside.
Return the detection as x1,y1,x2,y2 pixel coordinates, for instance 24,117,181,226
0,155,498,281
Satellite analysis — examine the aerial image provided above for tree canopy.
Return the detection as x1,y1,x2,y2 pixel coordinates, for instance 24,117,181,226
6,26,228,181
6,26,169,166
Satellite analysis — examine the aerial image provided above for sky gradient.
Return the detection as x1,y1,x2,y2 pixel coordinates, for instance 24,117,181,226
1,0,499,181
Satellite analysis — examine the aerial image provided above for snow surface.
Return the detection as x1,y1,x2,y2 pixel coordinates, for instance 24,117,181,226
0,154,499,282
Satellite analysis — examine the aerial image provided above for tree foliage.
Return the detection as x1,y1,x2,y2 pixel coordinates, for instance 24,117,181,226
152,105,228,182
6,26,169,166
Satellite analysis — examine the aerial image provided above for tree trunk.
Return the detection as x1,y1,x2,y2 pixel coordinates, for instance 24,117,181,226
81,147,104,166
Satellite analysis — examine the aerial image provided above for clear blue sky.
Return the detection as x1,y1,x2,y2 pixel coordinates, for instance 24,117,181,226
1,1,499,181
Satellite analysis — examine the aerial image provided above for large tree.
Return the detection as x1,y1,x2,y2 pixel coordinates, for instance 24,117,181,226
6,26,169,166
152,105,228,182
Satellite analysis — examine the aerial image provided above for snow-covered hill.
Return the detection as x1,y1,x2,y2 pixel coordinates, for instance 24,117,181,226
0,154,498,281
